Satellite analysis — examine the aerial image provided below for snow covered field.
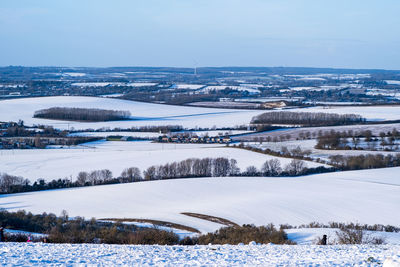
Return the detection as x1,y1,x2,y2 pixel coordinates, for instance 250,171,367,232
0,140,323,181
1,168,399,233
0,243,399,266
0,96,265,130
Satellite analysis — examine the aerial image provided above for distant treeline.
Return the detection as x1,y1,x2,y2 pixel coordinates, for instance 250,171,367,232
251,111,365,127
33,107,131,122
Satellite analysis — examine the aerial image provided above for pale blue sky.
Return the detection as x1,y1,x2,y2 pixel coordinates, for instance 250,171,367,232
0,0,399,69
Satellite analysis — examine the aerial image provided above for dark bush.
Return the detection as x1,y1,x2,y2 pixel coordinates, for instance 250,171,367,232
197,224,293,245
34,107,131,122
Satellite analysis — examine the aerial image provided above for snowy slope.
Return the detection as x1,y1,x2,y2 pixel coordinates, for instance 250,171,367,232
0,168,399,233
0,140,324,181
0,243,399,266
0,96,265,130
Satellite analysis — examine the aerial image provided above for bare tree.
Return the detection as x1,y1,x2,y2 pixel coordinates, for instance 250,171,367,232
76,171,89,186
285,159,307,175
245,166,259,176
261,159,282,176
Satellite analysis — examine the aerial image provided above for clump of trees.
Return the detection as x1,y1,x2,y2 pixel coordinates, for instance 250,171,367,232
33,107,131,122
143,158,240,180
0,173,29,193
316,128,400,151
335,227,385,245
188,224,293,245
0,169,120,194
329,153,400,170
251,111,365,127
48,218,179,245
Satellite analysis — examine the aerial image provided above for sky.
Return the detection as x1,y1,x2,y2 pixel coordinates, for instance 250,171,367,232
0,0,399,69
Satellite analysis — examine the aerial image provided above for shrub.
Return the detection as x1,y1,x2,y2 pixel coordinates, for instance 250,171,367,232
197,224,293,245
34,107,131,122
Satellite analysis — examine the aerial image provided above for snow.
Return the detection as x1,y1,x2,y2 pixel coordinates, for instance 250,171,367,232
384,255,400,267
0,167,399,233
0,243,399,266
0,140,322,181
0,96,265,130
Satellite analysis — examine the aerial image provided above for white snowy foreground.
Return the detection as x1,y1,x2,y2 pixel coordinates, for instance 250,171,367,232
0,243,399,266
0,167,399,233
0,140,324,181
0,96,265,130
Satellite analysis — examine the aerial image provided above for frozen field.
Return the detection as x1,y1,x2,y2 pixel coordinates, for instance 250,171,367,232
0,140,323,181
0,243,399,266
0,96,265,130
1,167,399,233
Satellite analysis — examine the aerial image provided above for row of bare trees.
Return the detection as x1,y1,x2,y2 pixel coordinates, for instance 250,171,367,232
34,107,131,122
251,111,364,126
0,173,29,193
1,156,330,194
245,158,307,176
143,158,240,180
329,153,400,170
316,129,400,150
